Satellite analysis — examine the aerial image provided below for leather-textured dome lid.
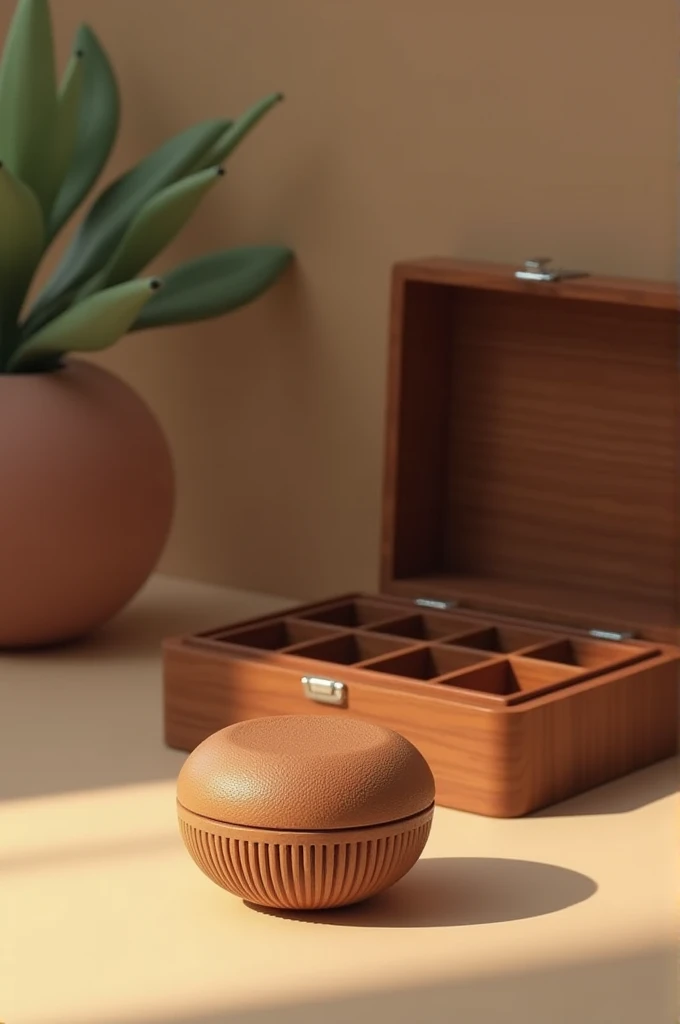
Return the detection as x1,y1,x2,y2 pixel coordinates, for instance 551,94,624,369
176,715,435,831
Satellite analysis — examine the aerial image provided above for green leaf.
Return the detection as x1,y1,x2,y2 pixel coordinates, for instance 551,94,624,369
131,245,293,331
48,24,120,240
97,165,224,289
190,121,232,171
0,162,44,329
7,277,160,372
192,92,283,171
0,0,57,213
49,48,86,223
27,117,229,330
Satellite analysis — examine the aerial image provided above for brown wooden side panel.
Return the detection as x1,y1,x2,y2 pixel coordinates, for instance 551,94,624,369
504,656,680,816
164,640,679,818
381,259,680,642
163,641,514,817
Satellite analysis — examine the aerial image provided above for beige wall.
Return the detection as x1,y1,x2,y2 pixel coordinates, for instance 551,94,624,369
2,0,676,600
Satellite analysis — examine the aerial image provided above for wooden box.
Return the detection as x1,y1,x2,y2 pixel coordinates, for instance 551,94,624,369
164,257,680,817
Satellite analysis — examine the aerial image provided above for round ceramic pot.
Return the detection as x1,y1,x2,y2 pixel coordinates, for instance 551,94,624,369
177,715,436,910
0,359,174,647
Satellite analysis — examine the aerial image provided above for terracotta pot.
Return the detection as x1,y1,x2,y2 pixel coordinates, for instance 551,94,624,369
0,359,174,647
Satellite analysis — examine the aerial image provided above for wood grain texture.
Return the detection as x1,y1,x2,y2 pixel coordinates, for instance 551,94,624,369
392,258,678,310
380,259,680,642
163,596,679,817
164,634,514,814
165,259,680,817
504,657,680,815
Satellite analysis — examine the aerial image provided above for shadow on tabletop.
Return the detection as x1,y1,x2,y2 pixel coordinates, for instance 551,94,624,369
0,574,294,663
532,758,678,817
243,856,597,928
77,943,675,1024
0,576,674,816
0,578,293,801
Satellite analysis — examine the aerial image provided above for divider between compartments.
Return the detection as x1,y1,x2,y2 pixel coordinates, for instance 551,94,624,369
515,636,658,672
355,642,501,681
295,597,413,630
436,624,564,654
501,657,592,705
435,628,498,649
432,654,587,700
354,646,515,705
206,616,348,652
507,655,585,690
272,634,511,707
281,629,419,666
366,612,492,642
501,647,660,704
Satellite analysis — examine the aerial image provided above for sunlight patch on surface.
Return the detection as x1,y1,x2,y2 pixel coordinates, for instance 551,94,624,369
0,779,180,865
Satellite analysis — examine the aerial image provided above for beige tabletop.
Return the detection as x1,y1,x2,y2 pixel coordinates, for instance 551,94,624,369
1,576,677,1024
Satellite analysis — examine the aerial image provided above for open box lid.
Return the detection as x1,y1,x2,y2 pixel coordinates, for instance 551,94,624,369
380,257,679,644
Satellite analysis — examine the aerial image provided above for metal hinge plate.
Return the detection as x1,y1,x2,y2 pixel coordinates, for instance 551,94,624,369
415,598,635,643
588,628,636,642
414,597,459,611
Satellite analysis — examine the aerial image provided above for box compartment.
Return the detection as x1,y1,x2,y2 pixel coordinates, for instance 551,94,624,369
165,259,680,816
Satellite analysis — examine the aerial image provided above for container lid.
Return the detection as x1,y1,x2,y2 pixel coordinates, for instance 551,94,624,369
176,715,435,831
380,257,679,643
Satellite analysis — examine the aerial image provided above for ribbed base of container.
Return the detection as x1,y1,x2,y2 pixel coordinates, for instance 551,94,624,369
178,806,433,910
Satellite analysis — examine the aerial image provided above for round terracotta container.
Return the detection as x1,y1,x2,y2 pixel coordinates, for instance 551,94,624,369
177,715,435,910
0,359,174,647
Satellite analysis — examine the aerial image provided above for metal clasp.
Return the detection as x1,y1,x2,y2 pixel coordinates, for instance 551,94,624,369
301,675,347,707
515,257,589,283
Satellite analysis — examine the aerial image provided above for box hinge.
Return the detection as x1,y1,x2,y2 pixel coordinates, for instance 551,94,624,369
414,597,460,611
515,257,589,283
301,675,347,707
588,628,636,642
